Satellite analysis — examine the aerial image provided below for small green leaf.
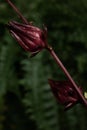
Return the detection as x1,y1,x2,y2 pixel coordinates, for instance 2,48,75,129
84,92,87,99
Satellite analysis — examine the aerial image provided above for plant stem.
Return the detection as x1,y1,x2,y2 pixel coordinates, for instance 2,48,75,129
47,46,87,107
6,0,28,24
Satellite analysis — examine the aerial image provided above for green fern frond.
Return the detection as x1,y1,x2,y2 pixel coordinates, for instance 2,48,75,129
21,52,59,130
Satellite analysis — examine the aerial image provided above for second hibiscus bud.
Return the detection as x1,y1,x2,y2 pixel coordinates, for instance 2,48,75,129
49,79,83,110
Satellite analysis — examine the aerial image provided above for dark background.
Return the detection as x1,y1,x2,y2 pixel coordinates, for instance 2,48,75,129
0,0,87,130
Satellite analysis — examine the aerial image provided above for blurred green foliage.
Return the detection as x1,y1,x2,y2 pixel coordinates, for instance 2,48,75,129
0,0,87,130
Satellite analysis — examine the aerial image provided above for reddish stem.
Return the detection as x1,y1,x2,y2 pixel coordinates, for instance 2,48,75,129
6,0,28,24
47,46,87,107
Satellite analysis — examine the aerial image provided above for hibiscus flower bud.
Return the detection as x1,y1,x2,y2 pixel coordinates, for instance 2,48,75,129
7,21,47,56
48,79,83,110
